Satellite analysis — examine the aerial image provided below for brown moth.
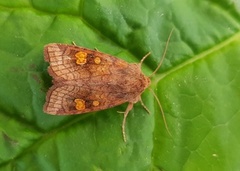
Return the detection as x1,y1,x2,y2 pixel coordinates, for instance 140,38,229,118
43,29,173,142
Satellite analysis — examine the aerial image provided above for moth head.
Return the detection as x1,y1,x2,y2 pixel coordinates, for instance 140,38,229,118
144,74,151,89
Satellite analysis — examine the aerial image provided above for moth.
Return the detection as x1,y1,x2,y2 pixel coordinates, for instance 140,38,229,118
43,29,173,142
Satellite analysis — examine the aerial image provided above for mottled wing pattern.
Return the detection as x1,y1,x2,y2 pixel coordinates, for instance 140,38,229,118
44,43,130,83
44,84,130,114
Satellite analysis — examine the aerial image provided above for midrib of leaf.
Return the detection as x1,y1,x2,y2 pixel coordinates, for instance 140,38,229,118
156,31,240,83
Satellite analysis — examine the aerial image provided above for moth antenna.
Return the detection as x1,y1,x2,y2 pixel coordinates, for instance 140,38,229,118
149,88,172,138
149,28,174,78
140,97,150,114
139,52,151,68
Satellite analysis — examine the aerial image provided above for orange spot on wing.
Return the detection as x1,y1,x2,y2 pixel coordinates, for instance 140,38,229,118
75,51,87,65
94,57,101,64
74,99,86,110
93,100,100,106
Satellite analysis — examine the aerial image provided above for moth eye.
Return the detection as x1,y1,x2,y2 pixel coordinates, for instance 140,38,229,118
74,98,86,110
94,57,101,64
92,100,100,106
75,51,87,65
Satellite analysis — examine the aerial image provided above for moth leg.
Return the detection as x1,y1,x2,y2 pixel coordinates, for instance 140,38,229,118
140,97,150,114
72,41,77,46
122,102,134,142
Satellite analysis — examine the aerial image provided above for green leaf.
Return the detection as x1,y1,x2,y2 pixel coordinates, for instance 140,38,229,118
0,0,240,170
